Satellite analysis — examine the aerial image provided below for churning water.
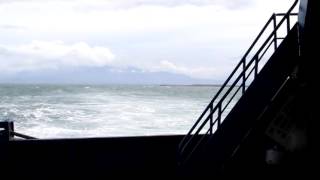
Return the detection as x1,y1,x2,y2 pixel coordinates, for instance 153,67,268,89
0,84,239,138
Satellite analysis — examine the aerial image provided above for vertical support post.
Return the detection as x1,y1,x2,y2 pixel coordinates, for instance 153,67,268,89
217,103,222,129
242,58,246,95
286,15,291,33
209,104,213,135
0,121,14,141
273,14,278,50
255,55,259,78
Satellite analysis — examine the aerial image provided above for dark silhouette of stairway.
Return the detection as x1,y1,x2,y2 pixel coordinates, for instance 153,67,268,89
178,0,302,176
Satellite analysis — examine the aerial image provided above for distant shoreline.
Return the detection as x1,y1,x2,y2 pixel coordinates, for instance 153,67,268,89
159,84,246,87
159,84,222,87
0,83,227,87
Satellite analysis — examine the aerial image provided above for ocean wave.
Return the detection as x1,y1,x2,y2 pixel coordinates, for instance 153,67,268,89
0,84,239,138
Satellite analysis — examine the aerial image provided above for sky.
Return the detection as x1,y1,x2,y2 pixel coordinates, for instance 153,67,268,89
0,0,297,84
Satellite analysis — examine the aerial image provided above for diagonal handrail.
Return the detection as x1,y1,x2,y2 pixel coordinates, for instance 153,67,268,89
178,0,299,164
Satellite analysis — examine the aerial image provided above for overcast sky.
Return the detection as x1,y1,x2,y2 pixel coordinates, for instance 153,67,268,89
0,0,297,83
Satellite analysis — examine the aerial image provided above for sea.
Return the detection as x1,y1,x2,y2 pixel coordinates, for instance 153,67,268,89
0,84,240,139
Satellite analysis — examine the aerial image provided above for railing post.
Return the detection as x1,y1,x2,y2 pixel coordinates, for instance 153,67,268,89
272,14,278,50
254,55,259,78
209,104,213,135
0,121,14,141
217,103,222,129
286,15,290,33
242,59,246,95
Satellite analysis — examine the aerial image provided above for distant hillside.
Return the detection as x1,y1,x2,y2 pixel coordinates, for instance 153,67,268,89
0,66,220,85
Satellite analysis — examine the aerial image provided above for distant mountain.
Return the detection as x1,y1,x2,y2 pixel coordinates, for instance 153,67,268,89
0,66,219,85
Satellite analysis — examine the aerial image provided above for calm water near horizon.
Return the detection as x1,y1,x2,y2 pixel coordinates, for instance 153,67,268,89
0,84,240,138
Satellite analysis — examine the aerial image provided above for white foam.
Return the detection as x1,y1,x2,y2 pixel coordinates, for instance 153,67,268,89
0,85,240,138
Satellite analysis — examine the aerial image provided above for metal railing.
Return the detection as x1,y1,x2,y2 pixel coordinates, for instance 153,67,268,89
178,0,299,164
11,131,37,140
0,121,37,140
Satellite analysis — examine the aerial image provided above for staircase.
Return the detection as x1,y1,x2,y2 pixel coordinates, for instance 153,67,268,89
178,0,300,173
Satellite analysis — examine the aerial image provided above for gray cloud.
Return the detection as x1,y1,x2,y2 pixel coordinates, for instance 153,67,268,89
0,24,27,31
69,0,255,14
128,0,254,8
0,40,115,73
0,0,254,9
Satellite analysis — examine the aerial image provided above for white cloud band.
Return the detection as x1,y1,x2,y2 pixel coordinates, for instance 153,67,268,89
0,0,253,9
157,60,229,79
0,40,115,73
